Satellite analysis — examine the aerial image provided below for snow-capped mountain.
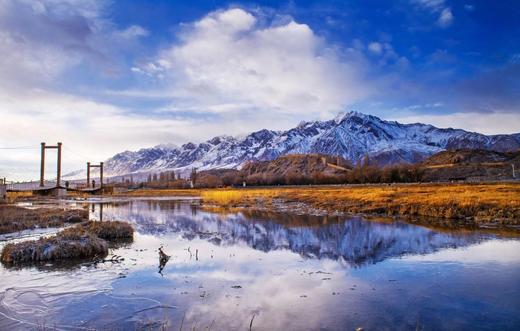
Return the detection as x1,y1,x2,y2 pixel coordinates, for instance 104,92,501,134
104,111,520,176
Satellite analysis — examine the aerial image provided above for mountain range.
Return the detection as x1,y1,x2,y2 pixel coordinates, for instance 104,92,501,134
104,111,520,176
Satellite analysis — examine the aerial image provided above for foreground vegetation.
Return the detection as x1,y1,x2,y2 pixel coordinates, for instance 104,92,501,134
198,183,520,225
0,205,88,234
1,221,133,265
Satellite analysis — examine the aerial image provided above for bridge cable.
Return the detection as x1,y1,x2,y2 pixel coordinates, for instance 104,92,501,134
0,146,38,150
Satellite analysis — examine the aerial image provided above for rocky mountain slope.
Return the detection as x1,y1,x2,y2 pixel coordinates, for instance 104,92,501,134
241,154,351,178
420,149,520,181
104,111,520,176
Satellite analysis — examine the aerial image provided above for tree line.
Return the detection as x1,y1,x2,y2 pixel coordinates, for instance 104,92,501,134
118,157,426,189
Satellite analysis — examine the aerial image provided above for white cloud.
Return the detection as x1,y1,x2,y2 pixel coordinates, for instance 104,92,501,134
0,0,159,180
412,0,446,12
0,90,187,179
464,4,475,12
368,42,383,55
437,8,454,28
394,111,520,135
0,0,148,90
412,0,453,28
114,25,149,39
136,8,370,119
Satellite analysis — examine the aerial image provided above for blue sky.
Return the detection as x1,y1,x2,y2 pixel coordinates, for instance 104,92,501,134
1,0,519,179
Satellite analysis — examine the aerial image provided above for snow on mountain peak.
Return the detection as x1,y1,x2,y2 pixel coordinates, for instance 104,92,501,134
103,112,520,176
154,143,179,150
333,111,350,124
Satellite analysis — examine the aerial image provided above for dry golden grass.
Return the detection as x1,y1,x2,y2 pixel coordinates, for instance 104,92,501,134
1,221,134,265
1,230,107,265
6,191,33,202
201,189,280,205
75,220,134,241
0,206,88,234
200,183,520,223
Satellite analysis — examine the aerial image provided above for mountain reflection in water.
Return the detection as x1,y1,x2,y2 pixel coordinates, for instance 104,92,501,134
92,199,490,267
1,198,519,331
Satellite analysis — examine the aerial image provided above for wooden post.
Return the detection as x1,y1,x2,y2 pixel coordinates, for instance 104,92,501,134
40,142,46,187
87,162,91,188
56,142,62,187
100,162,104,188
0,178,6,202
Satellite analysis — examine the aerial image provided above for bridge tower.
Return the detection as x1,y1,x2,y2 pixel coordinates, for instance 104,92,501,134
86,162,104,188
40,142,62,188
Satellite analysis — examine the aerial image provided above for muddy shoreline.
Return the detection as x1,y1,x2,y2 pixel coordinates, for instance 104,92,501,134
200,198,520,234
197,184,520,227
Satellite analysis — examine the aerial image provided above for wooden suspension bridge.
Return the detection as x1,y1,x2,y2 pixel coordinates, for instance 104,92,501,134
1,142,109,197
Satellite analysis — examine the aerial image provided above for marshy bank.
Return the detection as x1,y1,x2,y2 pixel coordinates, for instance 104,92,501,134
198,183,520,228
1,221,133,265
0,205,88,234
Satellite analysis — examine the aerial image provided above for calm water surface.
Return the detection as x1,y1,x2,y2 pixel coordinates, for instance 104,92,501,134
0,198,519,330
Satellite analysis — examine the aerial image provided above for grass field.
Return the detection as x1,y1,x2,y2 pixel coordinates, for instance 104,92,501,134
195,183,520,224
14,182,506,225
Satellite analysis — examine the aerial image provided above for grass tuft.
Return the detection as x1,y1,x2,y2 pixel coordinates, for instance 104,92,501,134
1,221,134,265
72,220,134,241
1,231,107,265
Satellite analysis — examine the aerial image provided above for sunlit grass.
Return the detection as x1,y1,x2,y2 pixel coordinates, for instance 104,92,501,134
112,183,520,222
201,189,280,205
6,191,32,202
199,183,520,222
